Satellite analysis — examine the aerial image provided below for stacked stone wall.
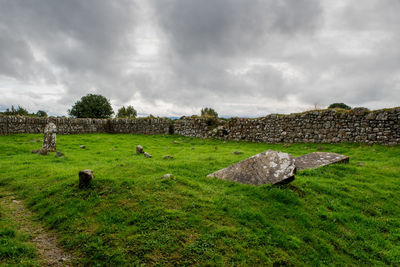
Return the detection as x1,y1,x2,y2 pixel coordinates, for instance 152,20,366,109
174,107,400,145
0,116,170,135
1,107,399,144
112,118,171,134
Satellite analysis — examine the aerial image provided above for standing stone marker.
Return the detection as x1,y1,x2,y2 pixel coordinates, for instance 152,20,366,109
42,122,57,152
295,152,349,171
79,169,94,188
207,150,296,185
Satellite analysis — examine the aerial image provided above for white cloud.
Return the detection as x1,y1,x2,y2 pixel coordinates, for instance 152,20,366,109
0,0,399,117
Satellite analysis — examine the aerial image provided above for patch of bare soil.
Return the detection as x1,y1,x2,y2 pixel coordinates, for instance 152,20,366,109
0,191,74,266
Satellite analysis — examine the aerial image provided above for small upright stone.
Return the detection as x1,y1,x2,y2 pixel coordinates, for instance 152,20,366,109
80,145,86,149
42,122,57,152
79,169,93,188
144,152,152,158
136,145,144,154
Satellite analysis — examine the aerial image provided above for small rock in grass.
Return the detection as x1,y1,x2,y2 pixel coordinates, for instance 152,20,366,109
37,149,49,155
173,141,178,144
317,146,324,151
233,151,243,155
136,145,144,154
55,151,65,158
144,152,152,158
357,161,365,167
80,145,86,149
223,141,227,144
163,155,174,160
79,169,93,188
161,174,174,179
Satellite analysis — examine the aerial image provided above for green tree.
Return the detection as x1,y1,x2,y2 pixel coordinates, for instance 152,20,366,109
200,107,218,118
68,94,114,118
36,110,48,117
328,103,352,110
116,105,137,118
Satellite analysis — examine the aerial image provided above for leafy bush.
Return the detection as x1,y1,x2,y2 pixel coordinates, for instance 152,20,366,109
116,106,137,118
201,107,218,118
36,110,48,117
328,103,351,110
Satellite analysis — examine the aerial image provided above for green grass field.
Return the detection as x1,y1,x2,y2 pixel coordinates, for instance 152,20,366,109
0,133,399,266
0,204,37,266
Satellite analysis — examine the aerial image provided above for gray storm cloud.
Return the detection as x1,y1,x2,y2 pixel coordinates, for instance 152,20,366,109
0,0,399,117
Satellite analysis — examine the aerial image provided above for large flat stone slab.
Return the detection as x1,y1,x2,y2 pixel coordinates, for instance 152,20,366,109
295,152,349,171
207,150,296,185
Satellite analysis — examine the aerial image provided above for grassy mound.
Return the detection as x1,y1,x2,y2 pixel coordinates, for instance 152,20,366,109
0,134,399,265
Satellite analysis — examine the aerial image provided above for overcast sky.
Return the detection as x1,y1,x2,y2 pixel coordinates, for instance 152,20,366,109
0,0,399,117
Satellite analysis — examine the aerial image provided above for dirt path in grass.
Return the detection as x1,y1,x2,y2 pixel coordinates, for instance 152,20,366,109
0,191,74,266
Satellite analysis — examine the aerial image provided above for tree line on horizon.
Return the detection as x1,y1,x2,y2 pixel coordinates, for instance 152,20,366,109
0,105,48,117
1,93,352,119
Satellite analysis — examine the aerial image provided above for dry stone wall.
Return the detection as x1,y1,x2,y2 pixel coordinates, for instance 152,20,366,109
112,118,171,134
174,107,400,145
0,116,170,135
1,107,399,145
